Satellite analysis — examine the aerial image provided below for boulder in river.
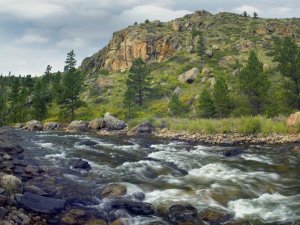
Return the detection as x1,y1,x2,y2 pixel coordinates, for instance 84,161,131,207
61,209,88,224
70,159,91,171
101,183,127,199
222,148,244,157
43,122,62,130
0,143,24,155
108,200,155,216
15,192,66,214
89,118,106,130
132,122,155,135
168,204,198,223
0,174,23,194
23,120,43,131
67,121,89,132
104,113,126,130
78,140,98,147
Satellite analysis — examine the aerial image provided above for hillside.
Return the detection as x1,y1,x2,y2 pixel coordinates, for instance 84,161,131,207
74,11,300,122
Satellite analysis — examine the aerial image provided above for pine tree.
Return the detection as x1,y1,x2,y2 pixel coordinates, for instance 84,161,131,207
197,32,206,62
253,12,258,19
243,11,248,17
59,51,83,121
274,37,300,109
213,76,232,118
198,88,215,118
239,51,269,115
169,94,185,116
125,58,151,107
32,80,47,121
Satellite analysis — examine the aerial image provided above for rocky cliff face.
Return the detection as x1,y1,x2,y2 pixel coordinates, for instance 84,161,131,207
81,10,300,74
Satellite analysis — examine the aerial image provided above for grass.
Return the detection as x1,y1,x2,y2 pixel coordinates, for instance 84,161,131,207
149,116,289,135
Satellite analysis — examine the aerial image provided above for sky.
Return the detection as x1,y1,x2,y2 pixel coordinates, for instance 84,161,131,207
0,0,299,76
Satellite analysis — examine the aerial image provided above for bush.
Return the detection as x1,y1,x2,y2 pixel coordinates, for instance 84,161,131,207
240,117,262,134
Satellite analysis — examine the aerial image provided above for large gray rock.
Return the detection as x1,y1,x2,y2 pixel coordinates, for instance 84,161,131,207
66,121,89,132
88,118,106,130
104,113,126,130
24,120,43,131
132,122,155,135
43,122,62,130
178,68,199,84
15,192,66,214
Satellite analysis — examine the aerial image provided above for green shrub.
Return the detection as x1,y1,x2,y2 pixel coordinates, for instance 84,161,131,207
240,117,262,134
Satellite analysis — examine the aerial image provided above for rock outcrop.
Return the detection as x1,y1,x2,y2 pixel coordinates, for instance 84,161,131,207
66,121,89,132
104,113,126,130
286,112,300,127
178,67,199,84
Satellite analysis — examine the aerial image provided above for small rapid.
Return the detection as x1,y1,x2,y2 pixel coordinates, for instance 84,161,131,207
16,130,300,224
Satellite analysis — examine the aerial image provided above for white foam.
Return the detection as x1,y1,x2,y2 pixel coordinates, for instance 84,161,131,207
44,152,66,159
188,163,279,182
241,154,273,164
228,193,300,223
117,160,163,175
34,142,55,149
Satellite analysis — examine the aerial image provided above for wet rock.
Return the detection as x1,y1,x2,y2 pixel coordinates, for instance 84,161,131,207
0,207,9,219
67,121,89,132
108,200,155,216
0,143,24,155
84,218,107,225
178,68,199,84
110,218,130,225
0,195,8,206
168,204,198,223
43,122,62,130
61,209,88,224
14,123,24,129
101,184,127,199
199,210,233,224
10,210,30,224
23,120,43,131
132,122,155,135
104,113,126,130
15,192,66,214
70,159,91,171
78,140,98,147
223,148,244,157
89,119,106,130
0,175,23,194
24,185,48,196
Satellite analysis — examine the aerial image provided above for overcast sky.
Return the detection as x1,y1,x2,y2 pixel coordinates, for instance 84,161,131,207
0,0,299,76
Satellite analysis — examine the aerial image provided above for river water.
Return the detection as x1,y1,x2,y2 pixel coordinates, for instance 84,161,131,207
16,130,300,224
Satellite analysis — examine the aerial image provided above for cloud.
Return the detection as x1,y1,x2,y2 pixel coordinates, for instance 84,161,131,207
0,0,299,75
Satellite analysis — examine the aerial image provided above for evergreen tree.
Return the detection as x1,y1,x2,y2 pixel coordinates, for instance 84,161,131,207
51,71,62,102
169,94,185,116
243,11,248,17
198,88,215,118
239,51,269,115
59,51,83,121
32,80,47,121
213,76,232,118
125,58,151,107
274,37,300,109
64,50,77,72
253,12,258,19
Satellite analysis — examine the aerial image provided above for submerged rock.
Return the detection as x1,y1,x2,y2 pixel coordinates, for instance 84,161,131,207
101,183,127,199
70,159,91,171
168,204,198,223
15,192,66,214
104,113,126,130
61,209,88,224
108,200,155,216
78,140,98,147
223,148,244,157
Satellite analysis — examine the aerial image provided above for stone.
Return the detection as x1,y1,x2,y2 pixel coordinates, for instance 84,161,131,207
0,207,9,219
77,140,98,147
67,121,89,132
88,119,106,130
0,143,24,155
199,210,232,224
132,122,155,135
218,56,237,68
178,68,200,84
23,120,43,131
15,192,66,214
0,195,8,206
101,183,127,198
286,112,300,127
202,68,211,76
108,200,155,216
43,122,62,130
223,148,244,157
24,185,48,196
212,45,220,50
84,218,107,225
0,175,23,194
172,20,184,32
168,204,198,223
104,113,126,130
61,209,88,224
205,50,213,57
70,159,92,171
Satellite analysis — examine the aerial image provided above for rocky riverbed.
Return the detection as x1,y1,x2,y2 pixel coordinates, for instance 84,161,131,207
0,127,300,225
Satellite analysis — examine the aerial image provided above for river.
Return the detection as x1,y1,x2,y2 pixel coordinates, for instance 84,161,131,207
15,130,300,224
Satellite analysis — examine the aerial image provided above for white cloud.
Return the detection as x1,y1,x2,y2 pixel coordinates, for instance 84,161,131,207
232,5,261,15
15,34,49,44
